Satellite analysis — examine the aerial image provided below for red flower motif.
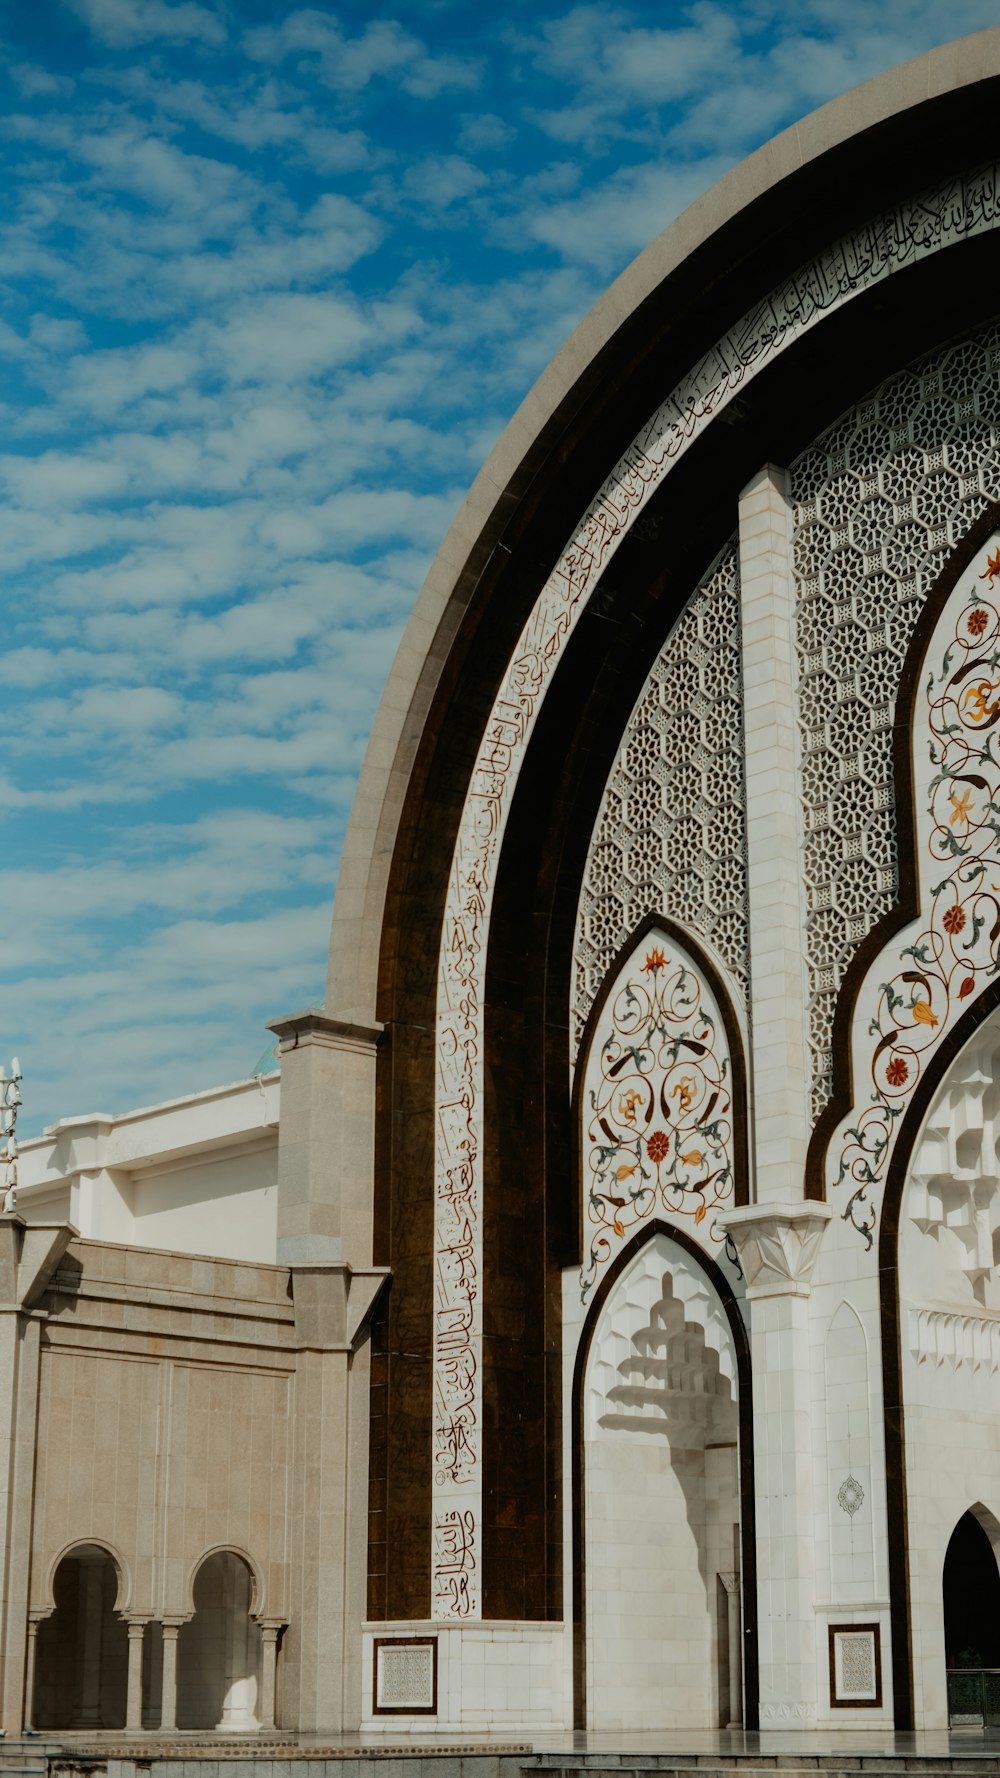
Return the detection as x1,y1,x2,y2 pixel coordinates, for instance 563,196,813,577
979,550,1000,589
886,1056,909,1088
942,904,966,935
646,1130,669,1164
642,946,667,975
968,608,989,637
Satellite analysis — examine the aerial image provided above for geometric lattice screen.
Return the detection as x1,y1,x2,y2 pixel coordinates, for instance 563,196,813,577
573,538,748,1052
792,324,1000,1119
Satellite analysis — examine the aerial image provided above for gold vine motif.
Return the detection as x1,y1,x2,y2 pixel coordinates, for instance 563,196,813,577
837,550,1000,1246
581,944,739,1300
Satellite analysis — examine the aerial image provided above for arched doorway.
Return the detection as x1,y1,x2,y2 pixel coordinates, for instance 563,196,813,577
33,1544,128,1730
579,1230,742,1731
177,1551,261,1731
943,1509,1000,1728
893,1016,1000,1727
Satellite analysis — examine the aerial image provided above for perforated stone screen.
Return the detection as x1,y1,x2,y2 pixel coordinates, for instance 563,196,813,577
791,324,1000,1120
573,539,748,1051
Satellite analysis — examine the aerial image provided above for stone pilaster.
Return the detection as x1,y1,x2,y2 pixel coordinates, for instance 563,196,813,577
739,465,811,1202
280,1262,388,1733
268,1008,381,1268
721,1202,831,1725
0,1216,76,1731
719,1571,743,1728
22,1614,45,1730
268,1006,387,1732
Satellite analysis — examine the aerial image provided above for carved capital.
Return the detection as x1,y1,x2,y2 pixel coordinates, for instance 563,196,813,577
718,1202,831,1298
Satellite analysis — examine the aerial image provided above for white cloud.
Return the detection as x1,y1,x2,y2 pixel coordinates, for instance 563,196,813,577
245,10,480,100
0,809,335,935
209,291,376,383
533,3,737,100
66,0,226,49
0,646,142,689
401,155,489,213
101,65,374,168
457,113,516,154
4,0,987,1141
0,450,129,507
7,901,330,1126
72,684,182,732
61,342,202,417
9,64,75,99
517,155,733,273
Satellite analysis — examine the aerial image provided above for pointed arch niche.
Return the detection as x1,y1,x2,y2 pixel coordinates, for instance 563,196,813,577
891,1004,1000,1729
576,1229,742,1732
576,919,749,1306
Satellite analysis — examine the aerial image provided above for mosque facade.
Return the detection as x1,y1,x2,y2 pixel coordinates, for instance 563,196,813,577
7,28,1000,1746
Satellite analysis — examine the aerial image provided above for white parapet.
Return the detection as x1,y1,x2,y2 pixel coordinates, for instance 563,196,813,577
14,1073,280,1263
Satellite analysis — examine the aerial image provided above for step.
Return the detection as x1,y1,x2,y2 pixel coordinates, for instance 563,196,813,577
521,1766,1000,1777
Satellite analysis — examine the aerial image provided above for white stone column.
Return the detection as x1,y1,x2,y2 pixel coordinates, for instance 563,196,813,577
721,1202,831,1726
158,1621,183,1734
738,465,811,1201
258,1624,281,1731
125,1620,147,1735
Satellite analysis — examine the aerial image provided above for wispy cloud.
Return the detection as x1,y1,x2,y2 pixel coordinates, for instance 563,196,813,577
2,0,993,1131
244,10,481,101
66,0,226,49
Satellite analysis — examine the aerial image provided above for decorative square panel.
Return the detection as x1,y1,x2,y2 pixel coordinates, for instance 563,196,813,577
373,1636,437,1714
829,1623,882,1707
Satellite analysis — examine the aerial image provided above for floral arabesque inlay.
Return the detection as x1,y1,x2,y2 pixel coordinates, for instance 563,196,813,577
835,546,1000,1247
581,943,739,1301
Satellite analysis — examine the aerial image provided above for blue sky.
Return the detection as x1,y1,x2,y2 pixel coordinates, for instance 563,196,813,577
3,0,997,1134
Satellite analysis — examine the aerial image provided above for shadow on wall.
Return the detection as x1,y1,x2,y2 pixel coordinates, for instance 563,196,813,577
584,1240,742,1733
177,1550,262,1731
34,1544,127,1730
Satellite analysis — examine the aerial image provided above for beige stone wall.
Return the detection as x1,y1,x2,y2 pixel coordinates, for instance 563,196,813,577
29,1240,295,1624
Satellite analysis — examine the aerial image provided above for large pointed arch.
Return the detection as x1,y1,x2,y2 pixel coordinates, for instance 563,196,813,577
570,1218,758,1731
361,56,1000,1630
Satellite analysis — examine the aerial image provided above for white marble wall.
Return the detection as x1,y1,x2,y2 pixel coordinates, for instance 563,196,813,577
808,1218,894,1726
360,1622,568,1734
